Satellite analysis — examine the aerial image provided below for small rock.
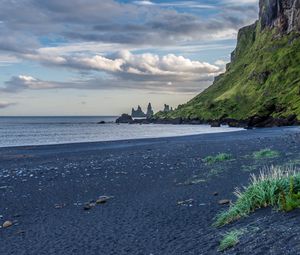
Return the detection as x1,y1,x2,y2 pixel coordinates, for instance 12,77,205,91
218,199,230,205
96,196,112,204
210,121,221,127
3,221,13,228
213,192,219,196
83,203,94,211
177,199,194,206
54,204,66,209
15,230,25,235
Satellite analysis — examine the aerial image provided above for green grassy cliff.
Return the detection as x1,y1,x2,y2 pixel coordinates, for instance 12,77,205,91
156,10,300,124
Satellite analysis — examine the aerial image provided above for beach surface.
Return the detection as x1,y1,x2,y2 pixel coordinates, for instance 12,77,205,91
1,127,300,255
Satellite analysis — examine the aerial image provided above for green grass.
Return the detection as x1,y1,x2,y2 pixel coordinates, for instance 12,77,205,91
207,168,224,177
214,166,300,227
253,149,280,159
279,176,300,212
203,153,232,164
242,165,259,172
155,24,300,121
218,229,244,252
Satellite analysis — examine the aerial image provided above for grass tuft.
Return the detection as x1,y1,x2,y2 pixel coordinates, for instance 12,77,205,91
203,153,232,164
214,166,299,227
253,148,280,159
218,229,243,252
279,176,300,212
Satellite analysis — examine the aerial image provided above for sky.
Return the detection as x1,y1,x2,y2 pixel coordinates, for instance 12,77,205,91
0,0,259,116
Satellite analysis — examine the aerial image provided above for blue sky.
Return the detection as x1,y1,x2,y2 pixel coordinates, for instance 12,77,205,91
0,0,258,116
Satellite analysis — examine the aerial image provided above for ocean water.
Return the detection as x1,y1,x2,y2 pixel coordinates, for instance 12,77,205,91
0,116,243,147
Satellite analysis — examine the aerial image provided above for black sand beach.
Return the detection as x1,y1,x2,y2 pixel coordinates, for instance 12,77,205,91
1,127,300,255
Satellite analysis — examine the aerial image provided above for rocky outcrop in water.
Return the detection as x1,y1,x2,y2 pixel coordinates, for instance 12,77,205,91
146,103,154,118
116,114,133,124
131,106,146,118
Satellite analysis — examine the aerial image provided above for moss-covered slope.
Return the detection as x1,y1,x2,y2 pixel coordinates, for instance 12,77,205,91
156,22,300,122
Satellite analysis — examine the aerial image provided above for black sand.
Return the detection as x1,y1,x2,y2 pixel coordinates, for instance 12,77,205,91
0,127,300,255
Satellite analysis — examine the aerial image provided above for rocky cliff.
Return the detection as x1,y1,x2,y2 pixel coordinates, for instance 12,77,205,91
259,0,300,32
156,0,300,127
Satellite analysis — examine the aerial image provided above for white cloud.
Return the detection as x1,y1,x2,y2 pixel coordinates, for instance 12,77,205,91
133,1,214,9
22,50,221,82
214,59,228,66
0,54,20,66
134,1,154,6
0,100,14,108
222,0,258,4
18,75,36,82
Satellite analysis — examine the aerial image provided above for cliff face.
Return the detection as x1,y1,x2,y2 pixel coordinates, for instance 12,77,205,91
156,0,300,125
259,0,300,32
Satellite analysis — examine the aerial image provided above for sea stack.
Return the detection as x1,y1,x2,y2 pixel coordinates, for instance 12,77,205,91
131,105,146,118
146,103,154,118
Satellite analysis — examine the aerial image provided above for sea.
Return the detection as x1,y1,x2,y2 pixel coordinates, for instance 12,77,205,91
0,116,243,148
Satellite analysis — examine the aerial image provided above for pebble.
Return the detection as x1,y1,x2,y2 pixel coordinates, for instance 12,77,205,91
96,196,112,204
177,199,194,206
54,204,66,209
3,221,13,228
218,199,230,205
83,203,94,210
15,230,25,235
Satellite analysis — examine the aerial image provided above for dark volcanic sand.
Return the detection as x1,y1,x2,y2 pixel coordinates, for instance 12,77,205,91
0,127,300,255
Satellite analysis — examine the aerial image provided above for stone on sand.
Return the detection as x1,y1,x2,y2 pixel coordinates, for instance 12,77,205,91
218,199,230,205
83,203,94,210
3,221,13,228
96,196,112,204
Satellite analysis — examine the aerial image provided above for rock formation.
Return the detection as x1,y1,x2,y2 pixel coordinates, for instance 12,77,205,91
116,114,133,124
163,104,171,112
146,103,154,118
131,105,146,118
259,0,300,32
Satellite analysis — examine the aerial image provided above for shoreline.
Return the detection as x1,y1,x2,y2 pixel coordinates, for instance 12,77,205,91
0,126,300,254
1,126,298,151
0,124,244,149
117,113,300,128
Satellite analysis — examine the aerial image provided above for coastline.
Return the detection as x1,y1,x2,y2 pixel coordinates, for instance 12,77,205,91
117,115,300,128
0,127,300,254
0,120,243,148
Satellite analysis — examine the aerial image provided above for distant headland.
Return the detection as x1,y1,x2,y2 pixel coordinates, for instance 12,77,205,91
116,103,173,124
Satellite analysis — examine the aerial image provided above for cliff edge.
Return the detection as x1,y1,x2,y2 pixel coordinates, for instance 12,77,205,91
156,0,300,127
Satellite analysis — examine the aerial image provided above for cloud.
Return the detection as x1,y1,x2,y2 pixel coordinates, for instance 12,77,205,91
0,101,15,108
0,0,259,53
133,1,215,9
1,75,81,93
222,0,258,5
0,54,20,66
0,0,260,98
2,71,214,95
21,50,221,82
214,59,228,67
0,49,222,95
